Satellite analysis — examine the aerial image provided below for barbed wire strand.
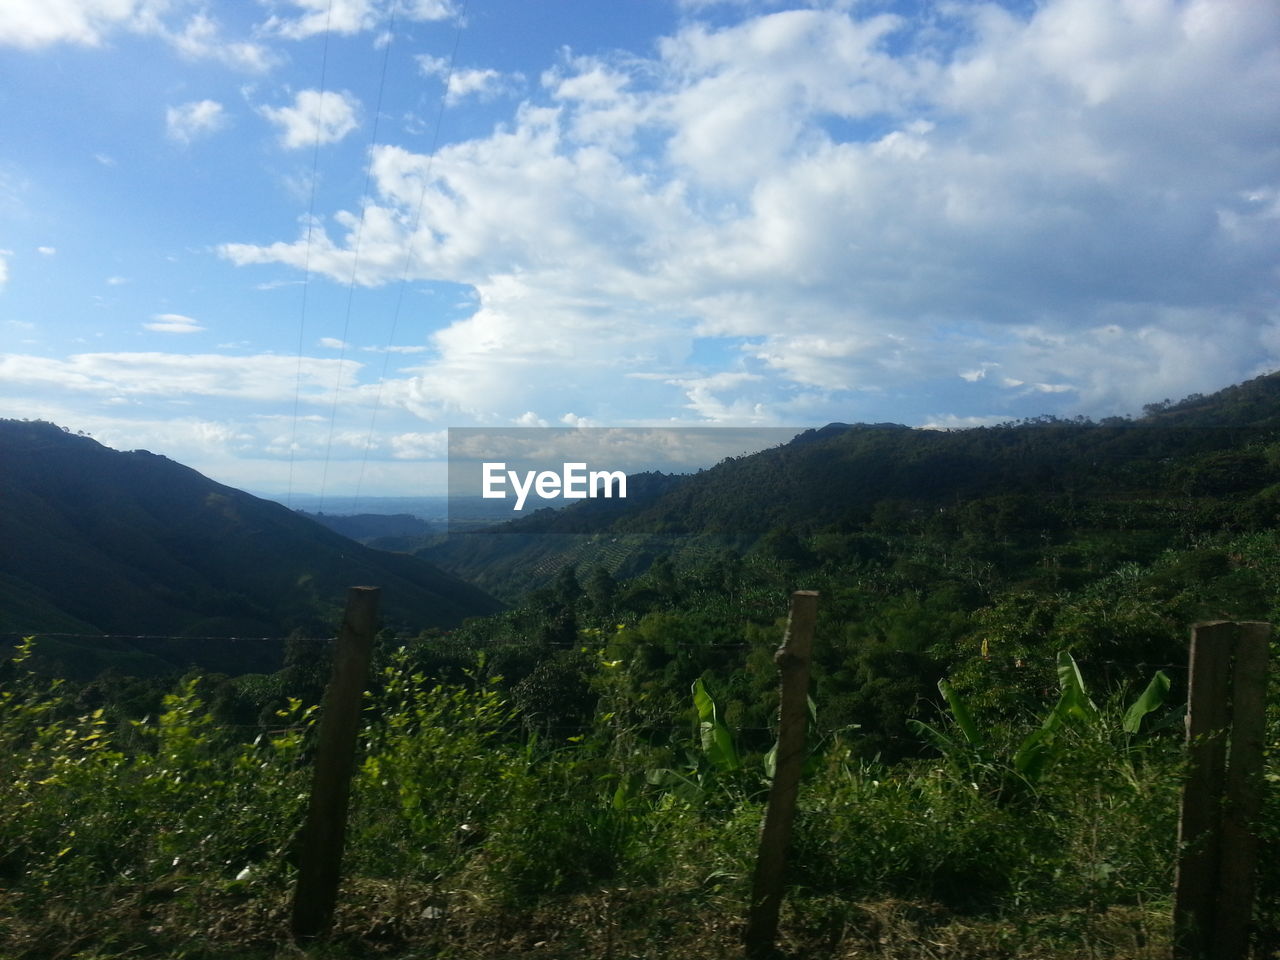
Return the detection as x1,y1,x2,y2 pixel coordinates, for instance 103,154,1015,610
2,632,1195,673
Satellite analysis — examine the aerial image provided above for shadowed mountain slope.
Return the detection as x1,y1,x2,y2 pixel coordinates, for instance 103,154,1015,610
0,420,501,644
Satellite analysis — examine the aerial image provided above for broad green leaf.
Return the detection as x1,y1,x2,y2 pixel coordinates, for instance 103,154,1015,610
692,678,740,773
1055,651,1099,724
938,679,983,747
645,766,703,802
906,718,959,757
1013,727,1056,782
612,773,642,811
1014,652,1096,782
1122,670,1171,734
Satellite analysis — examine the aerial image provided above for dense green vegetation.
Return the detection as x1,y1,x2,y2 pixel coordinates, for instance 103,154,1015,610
417,373,1280,601
5,375,1280,957
2,621,1277,958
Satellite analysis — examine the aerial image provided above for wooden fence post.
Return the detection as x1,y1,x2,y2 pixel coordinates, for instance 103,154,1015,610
290,586,380,940
1173,620,1271,960
1212,621,1270,960
744,589,819,960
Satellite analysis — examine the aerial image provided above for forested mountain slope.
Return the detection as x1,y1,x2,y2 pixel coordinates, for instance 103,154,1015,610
0,420,501,649
420,373,1280,597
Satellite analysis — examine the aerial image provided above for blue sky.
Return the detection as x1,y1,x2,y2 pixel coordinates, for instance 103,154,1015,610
1,0,1278,500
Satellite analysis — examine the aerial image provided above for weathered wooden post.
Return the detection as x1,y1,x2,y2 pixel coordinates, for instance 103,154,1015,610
1211,621,1269,959
1174,622,1232,959
744,589,819,960
291,586,380,940
1173,620,1270,960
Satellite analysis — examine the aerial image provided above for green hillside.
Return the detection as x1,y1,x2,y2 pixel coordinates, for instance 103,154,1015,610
0,420,501,664
2,379,1280,958
420,373,1280,598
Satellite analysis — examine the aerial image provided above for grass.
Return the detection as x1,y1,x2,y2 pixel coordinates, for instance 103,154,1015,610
0,882,1176,959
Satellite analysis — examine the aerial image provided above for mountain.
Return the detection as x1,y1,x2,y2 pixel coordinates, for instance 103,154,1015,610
418,373,1280,597
0,420,502,660
413,470,690,599
300,510,442,552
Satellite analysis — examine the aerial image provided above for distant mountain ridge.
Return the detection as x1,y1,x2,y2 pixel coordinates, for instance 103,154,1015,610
417,372,1280,596
300,511,440,543
0,420,501,646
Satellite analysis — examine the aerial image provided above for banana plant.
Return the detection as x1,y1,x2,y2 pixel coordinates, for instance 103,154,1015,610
1012,651,1101,781
907,678,986,765
911,651,1171,787
692,677,741,773
1121,669,1172,734
645,678,742,802
648,679,833,800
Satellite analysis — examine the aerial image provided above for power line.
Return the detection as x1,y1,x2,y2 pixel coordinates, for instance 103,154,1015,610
353,0,471,511
286,0,337,511
318,5,402,512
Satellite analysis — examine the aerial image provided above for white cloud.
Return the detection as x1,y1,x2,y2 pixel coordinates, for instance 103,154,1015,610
418,56,520,104
266,0,456,40
445,67,510,104
166,99,228,144
665,372,770,422
960,363,999,383
399,0,456,21
0,399,451,496
106,275,128,285
0,2,274,73
0,248,9,289
220,1,1280,425
389,430,447,459
0,351,362,403
36,245,55,256
750,333,907,392
169,13,275,72
361,344,428,354
657,10,914,188
920,414,1010,431
264,0,378,39
144,313,205,333
264,0,373,39
318,337,349,349
260,90,360,149
0,0,165,48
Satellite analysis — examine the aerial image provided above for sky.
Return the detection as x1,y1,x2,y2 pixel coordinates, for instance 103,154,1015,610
0,0,1278,502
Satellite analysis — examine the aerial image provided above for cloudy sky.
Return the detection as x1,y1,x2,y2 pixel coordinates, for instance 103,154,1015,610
1,0,1277,501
